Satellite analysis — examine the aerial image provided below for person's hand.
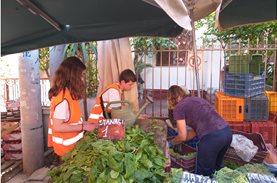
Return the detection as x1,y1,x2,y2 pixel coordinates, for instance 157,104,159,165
83,122,97,131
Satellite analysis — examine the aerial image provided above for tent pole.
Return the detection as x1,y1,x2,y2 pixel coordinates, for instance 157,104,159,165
191,19,201,97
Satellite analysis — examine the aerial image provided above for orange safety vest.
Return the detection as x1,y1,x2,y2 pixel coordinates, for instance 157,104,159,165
48,88,83,156
88,83,121,123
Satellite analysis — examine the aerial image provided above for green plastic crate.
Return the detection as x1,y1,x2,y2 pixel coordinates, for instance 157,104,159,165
228,54,264,75
250,54,264,75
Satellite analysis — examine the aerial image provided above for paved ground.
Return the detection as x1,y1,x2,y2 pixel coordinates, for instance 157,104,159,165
6,167,51,183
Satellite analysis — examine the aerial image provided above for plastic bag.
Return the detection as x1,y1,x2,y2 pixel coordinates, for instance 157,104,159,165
231,134,258,162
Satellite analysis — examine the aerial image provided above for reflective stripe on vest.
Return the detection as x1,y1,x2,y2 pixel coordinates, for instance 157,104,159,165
89,113,104,120
52,132,84,146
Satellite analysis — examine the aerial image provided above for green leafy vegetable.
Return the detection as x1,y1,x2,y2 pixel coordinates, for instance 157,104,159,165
48,126,167,183
214,167,248,183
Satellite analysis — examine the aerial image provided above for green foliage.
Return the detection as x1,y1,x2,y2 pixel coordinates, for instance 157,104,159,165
130,37,177,84
236,163,274,176
48,126,167,183
196,13,277,47
39,47,50,80
223,160,240,170
214,163,274,183
214,167,248,183
130,37,176,53
169,149,196,159
168,168,183,183
65,42,98,97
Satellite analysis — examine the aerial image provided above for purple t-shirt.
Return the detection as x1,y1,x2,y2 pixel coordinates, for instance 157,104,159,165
173,96,228,139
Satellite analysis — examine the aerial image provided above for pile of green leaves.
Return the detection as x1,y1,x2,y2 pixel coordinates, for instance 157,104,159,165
214,163,274,183
169,168,183,183
48,126,167,183
214,167,248,183
169,149,196,159
236,163,273,176
223,160,240,170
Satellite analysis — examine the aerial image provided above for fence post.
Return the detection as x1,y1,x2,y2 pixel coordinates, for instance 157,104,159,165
5,80,9,101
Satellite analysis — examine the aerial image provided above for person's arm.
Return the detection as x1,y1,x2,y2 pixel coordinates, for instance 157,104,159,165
52,100,97,132
52,118,83,132
171,119,196,145
53,119,97,133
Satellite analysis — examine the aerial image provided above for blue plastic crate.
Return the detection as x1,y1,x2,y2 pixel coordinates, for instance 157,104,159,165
224,73,265,97
244,95,269,121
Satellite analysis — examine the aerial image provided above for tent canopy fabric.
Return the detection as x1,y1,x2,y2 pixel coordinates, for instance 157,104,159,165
1,0,183,55
216,0,277,30
144,0,221,30
97,38,139,112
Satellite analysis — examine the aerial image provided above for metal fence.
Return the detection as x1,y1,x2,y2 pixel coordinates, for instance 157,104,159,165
1,38,276,117
0,78,50,112
135,38,277,117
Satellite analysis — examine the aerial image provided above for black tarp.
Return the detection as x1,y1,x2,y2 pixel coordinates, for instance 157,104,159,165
217,0,277,30
1,0,183,55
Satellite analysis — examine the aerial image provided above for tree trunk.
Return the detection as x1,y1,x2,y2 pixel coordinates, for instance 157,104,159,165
19,50,44,175
49,45,66,81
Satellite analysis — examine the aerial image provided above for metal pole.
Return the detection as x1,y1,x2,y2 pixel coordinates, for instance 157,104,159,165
190,19,201,97
19,50,44,175
49,44,65,81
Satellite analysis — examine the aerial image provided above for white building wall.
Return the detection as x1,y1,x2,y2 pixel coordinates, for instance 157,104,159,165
141,49,224,92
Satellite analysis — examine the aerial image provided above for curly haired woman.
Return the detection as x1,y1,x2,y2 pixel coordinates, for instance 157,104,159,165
48,56,97,156
167,85,232,177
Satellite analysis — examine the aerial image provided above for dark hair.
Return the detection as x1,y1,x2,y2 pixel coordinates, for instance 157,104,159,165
119,69,137,83
168,85,186,109
48,56,86,100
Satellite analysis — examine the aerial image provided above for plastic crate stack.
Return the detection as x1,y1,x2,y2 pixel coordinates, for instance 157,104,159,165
215,54,276,146
265,91,277,146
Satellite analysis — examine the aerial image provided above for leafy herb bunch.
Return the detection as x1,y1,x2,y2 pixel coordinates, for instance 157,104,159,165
48,126,167,183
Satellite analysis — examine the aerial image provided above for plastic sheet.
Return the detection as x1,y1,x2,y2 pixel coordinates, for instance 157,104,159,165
231,134,258,162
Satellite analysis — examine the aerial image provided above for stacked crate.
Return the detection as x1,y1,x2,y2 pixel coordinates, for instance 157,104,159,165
1,126,22,161
215,54,276,146
264,91,277,146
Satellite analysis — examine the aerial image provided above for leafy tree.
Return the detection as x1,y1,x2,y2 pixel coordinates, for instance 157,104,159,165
65,42,98,98
196,13,277,48
39,47,50,81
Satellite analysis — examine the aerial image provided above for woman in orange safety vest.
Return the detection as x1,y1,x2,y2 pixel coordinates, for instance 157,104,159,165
48,56,97,156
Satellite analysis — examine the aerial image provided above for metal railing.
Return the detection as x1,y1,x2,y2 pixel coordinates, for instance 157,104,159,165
0,78,50,112
134,38,277,117
1,38,276,116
